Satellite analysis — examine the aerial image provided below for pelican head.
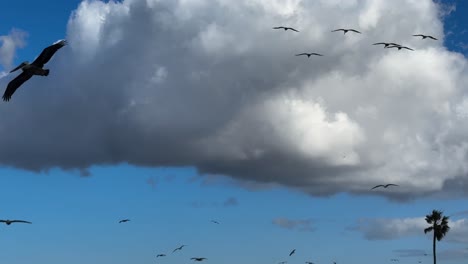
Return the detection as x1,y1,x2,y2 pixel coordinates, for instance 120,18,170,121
10,61,29,73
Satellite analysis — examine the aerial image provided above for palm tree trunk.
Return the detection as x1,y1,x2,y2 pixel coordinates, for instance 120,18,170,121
432,230,436,264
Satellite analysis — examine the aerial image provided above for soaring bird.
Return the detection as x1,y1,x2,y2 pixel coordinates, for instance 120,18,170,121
295,53,323,57
191,258,207,261
157,254,166,257
173,245,187,253
413,34,437,40
373,42,400,48
0,219,32,225
371,184,399,190
332,28,361,34
2,39,67,101
119,219,130,223
211,220,220,224
391,259,399,262
305,262,315,264
289,249,296,256
273,26,299,32
386,45,414,51
278,262,287,264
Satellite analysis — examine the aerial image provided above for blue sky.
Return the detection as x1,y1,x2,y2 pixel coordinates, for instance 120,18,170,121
1,1,468,264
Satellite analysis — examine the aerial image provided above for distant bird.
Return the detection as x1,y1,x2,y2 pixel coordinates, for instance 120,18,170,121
413,34,437,40
423,253,428,256
386,45,414,51
332,28,361,34
0,219,32,225
273,26,299,32
295,53,323,57
289,249,296,256
2,39,67,102
211,220,220,224
371,184,399,190
119,219,130,223
173,245,187,253
391,259,399,262
305,262,315,264
278,262,287,264
191,258,207,261
157,254,166,257
373,42,400,48
418,261,422,263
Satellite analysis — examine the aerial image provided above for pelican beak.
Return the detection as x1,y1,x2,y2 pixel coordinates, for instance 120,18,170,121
9,63,25,73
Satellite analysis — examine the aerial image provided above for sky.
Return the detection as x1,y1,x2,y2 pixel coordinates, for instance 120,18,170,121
0,0,468,263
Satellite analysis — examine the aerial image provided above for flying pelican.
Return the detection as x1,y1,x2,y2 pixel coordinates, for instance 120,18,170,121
413,34,438,40
295,53,324,57
373,42,400,48
289,249,296,256
387,45,414,51
273,26,299,32
305,262,315,264
371,184,399,190
191,257,207,261
157,254,166,257
391,259,399,262
0,219,32,225
119,219,130,223
2,39,67,102
173,245,187,253
211,220,220,224
332,28,361,34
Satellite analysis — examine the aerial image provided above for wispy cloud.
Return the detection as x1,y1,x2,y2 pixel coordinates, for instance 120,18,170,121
272,217,315,232
0,28,27,70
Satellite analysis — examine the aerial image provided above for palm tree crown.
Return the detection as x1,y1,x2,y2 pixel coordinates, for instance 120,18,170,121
424,210,450,264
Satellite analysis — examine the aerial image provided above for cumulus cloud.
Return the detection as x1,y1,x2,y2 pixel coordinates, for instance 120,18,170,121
2,0,468,200
352,217,468,243
0,28,27,70
272,217,315,232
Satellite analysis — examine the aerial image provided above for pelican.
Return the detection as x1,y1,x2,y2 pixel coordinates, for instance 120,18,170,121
278,262,287,264
173,245,187,253
373,42,400,48
0,219,32,225
386,45,414,51
119,219,130,223
332,28,361,34
211,220,220,224
191,257,207,261
295,53,323,57
157,254,166,257
2,39,67,102
289,249,296,256
273,26,299,32
371,184,399,190
305,262,315,264
413,34,437,40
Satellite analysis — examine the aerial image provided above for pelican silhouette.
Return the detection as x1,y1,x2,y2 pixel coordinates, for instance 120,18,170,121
119,219,130,223
0,219,32,225
371,184,399,190
191,258,207,261
273,26,299,32
278,262,287,264
305,262,314,264
386,45,414,51
373,42,400,48
413,34,437,40
332,28,361,34
157,254,166,257
211,220,220,224
289,249,296,256
2,39,67,101
173,245,187,253
295,53,323,57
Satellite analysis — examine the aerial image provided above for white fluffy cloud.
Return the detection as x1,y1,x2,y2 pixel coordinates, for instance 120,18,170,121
1,0,468,199
0,28,27,70
352,217,468,243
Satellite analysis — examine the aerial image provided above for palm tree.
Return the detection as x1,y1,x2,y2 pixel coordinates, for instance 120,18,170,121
423,210,450,264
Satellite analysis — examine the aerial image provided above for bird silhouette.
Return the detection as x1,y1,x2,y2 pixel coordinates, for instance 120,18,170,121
371,184,399,190
273,26,299,32
332,28,361,34
278,262,287,264
391,259,399,262
0,219,32,225
118,219,130,223
173,245,187,253
386,45,414,51
413,34,437,40
305,262,315,264
211,220,220,224
157,254,166,257
289,249,296,256
295,53,324,57
373,42,400,48
191,257,207,261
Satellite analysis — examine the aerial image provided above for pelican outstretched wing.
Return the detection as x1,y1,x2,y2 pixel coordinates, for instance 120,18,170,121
31,40,67,68
11,220,32,224
2,71,33,101
371,184,384,190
